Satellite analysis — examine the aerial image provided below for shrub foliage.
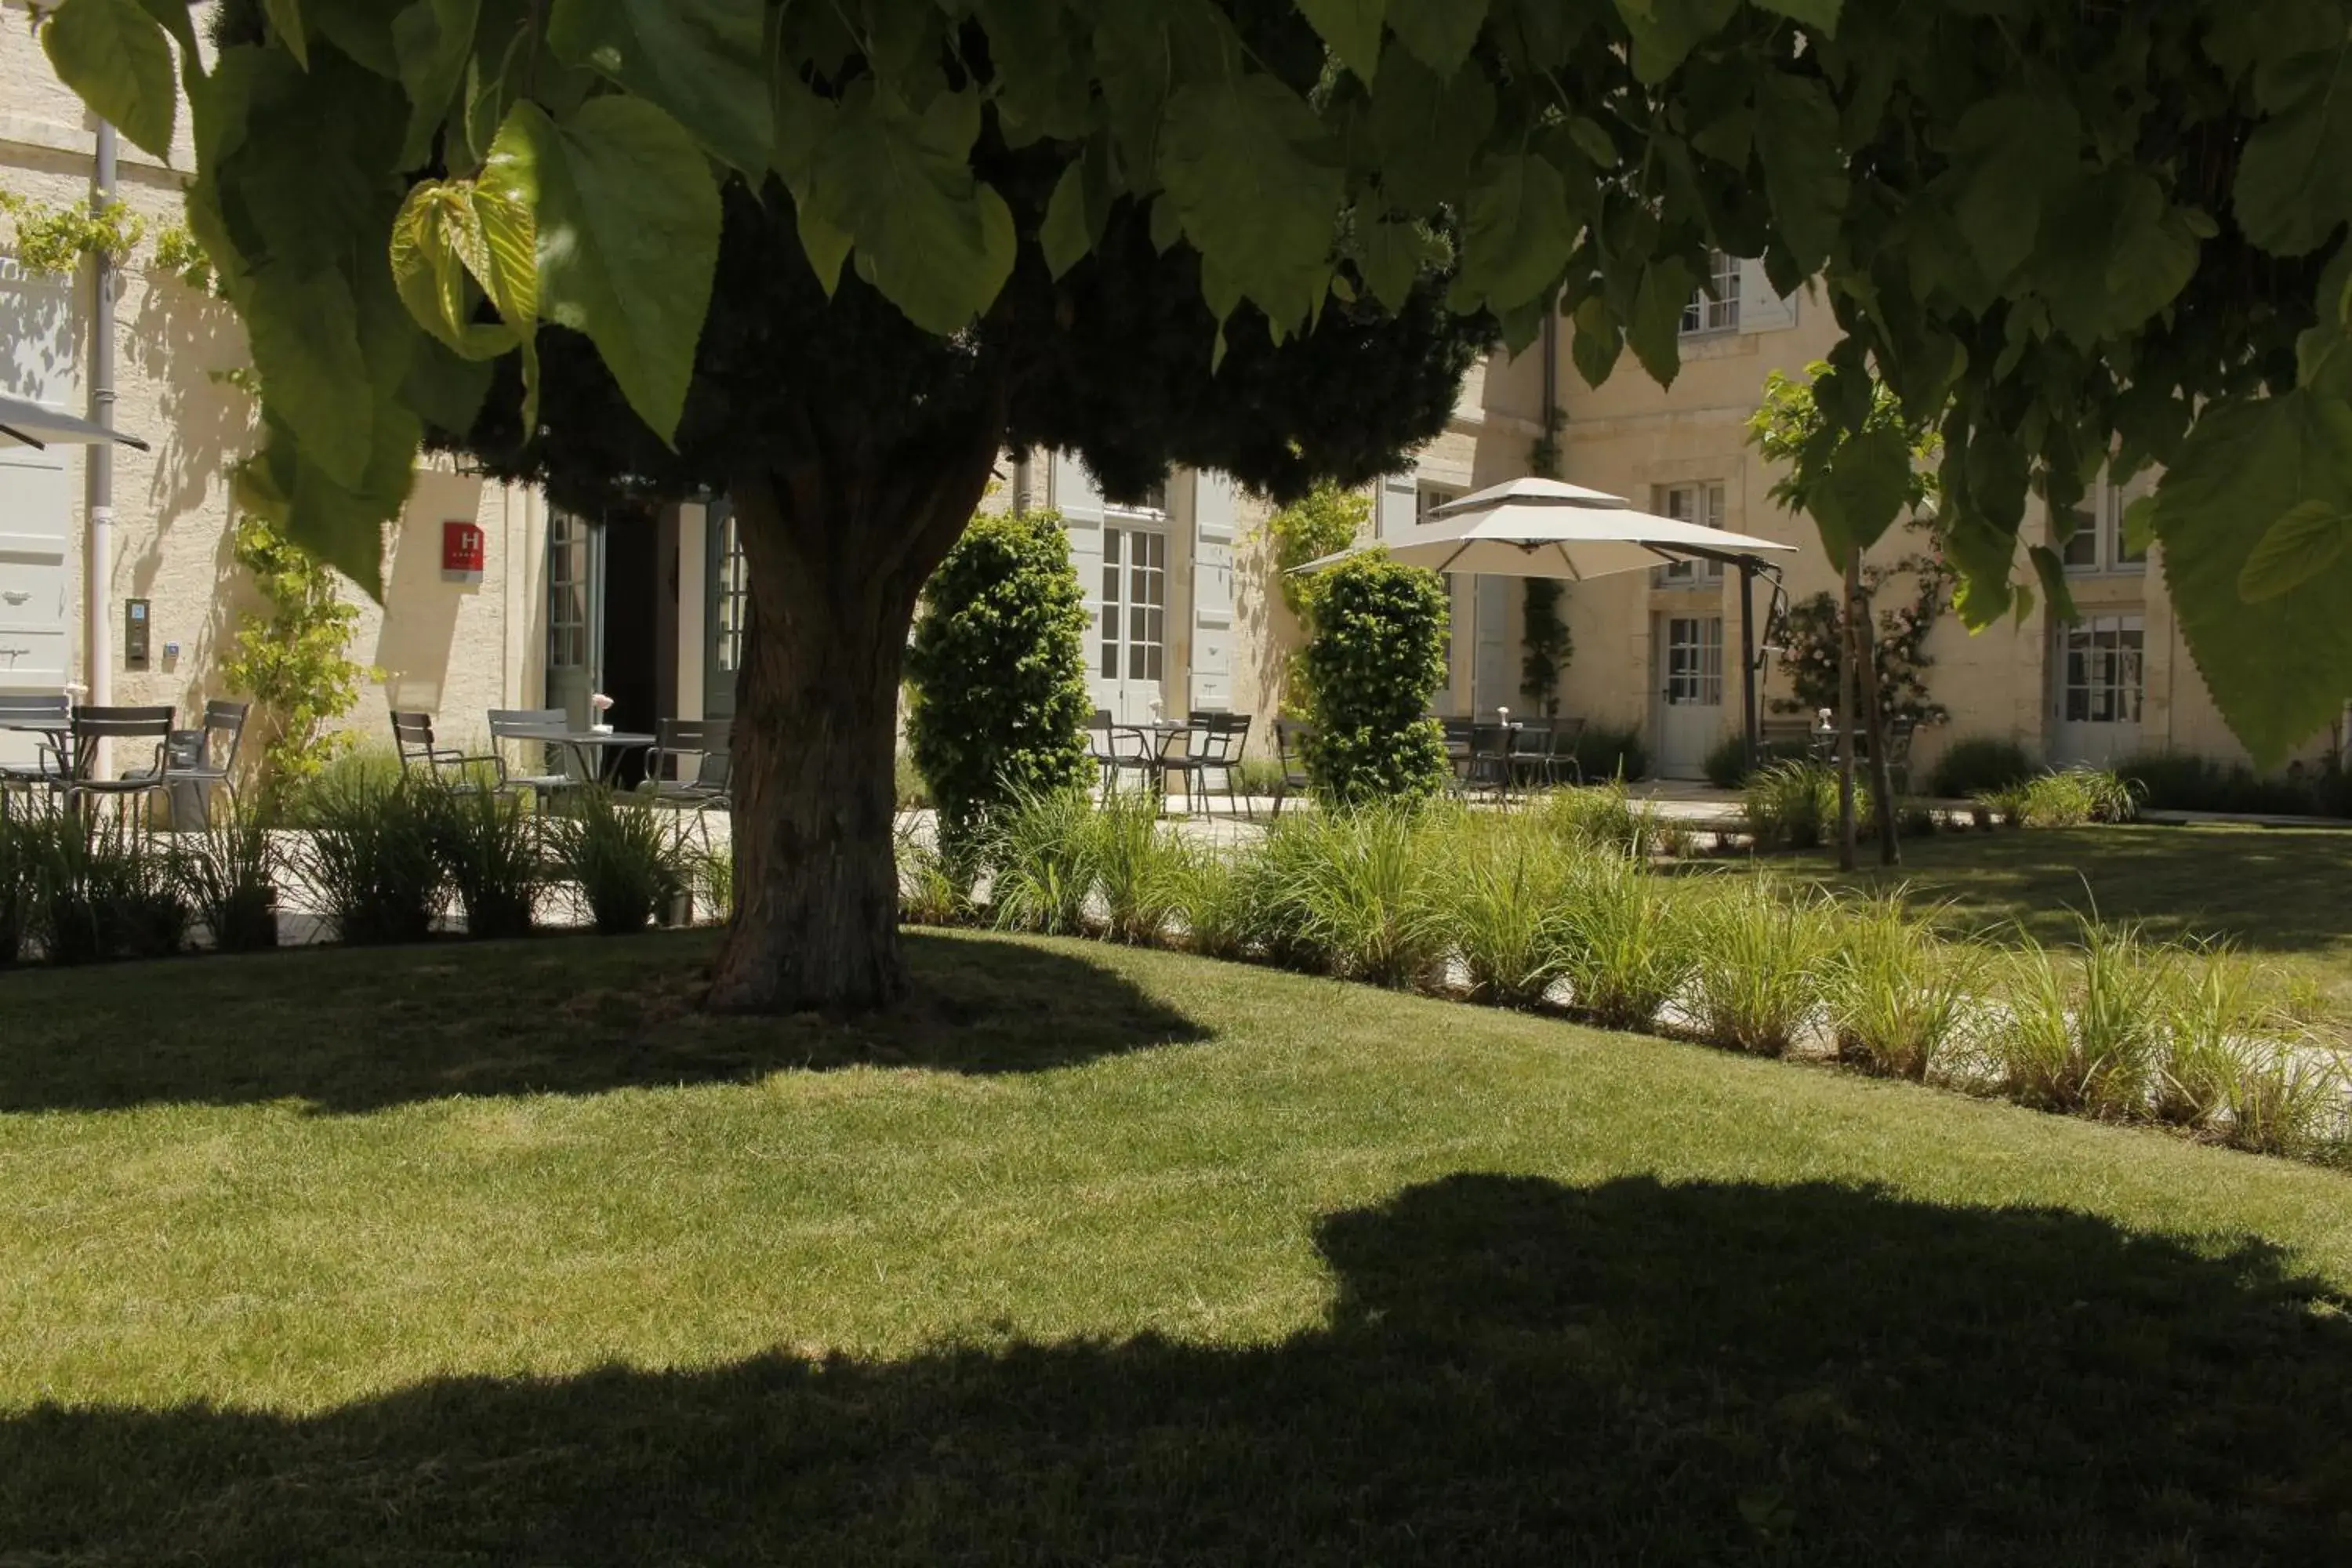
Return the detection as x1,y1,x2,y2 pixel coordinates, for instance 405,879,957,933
1295,553,1451,804
906,509,1095,856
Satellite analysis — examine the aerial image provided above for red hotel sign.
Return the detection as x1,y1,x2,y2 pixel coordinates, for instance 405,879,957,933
442,520,486,574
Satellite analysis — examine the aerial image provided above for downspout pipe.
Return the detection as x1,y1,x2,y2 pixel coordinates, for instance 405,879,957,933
85,120,116,723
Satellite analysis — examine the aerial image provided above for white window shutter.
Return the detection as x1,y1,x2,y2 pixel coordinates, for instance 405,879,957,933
1377,473,1419,539
1736,259,1798,333
1050,452,1108,710
1189,470,1236,713
0,260,80,715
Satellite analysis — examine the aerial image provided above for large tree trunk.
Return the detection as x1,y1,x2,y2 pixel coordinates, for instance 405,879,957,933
1835,550,1860,873
706,420,1003,1014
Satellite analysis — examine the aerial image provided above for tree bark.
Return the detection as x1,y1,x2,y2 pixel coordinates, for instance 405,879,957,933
1836,549,1860,873
705,417,1004,1014
1853,573,1903,867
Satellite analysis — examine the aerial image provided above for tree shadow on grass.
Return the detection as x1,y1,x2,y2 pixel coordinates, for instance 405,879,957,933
5,1174,2349,1564
0,930,1213,1115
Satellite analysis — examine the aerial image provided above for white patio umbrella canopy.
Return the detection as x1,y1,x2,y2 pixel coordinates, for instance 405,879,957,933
0,392,148,451
1294,476,1791,580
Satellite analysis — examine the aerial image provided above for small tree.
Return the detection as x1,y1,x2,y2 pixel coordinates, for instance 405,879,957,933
220,514,379,808
905,510,1094,862
1263,483,1370,619
1748,361,1940,870
1297,554,1450,804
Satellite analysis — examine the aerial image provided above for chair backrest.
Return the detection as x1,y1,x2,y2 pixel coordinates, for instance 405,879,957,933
1197,712,1250,764
70,705,174,779
390,709,437,768
1508,718,1554,757
1548,715,1588,751
1882,717,1918,768
1274,718,1313,782
654,717,732,789
197,699,250,771
488,707,570,738
1440,716,1475,747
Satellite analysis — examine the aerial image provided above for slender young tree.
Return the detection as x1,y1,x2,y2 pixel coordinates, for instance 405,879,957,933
45,0,2352,1007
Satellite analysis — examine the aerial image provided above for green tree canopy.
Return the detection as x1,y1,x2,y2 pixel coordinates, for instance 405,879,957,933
42,0,2352,1001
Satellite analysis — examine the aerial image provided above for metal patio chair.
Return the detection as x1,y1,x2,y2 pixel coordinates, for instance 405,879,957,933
0,694,71,818
1164,712,1253,818
61,706,176,832
487,707,583,808
643,717,732,849
1271,717,1314,818
1087,708,1157,804
392,709,504,792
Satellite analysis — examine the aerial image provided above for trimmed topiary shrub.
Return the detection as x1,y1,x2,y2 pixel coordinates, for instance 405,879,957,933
905,508,1095,859
1926,736,2034,800
1296,551,1451,804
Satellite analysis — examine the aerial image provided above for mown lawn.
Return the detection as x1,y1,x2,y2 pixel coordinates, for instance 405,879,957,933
2,927,2350,1563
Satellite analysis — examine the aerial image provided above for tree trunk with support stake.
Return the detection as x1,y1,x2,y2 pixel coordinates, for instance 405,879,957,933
1836,550,1860,873
1853,574,1903,867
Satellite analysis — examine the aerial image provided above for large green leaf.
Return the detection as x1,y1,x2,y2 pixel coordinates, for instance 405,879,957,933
2154,390,2352,763
2234,42,2352,256
1366,43,1495,215
244,267,374,486
1942,91,2081,293
390,0,479,169
2040,169,2199,346
802,82,1018,335
1356,214,1445,314
1754,0,1841,31
546,0,770,176
975,0,1093,145
1160,71,1343,331
1613,0,1740,85
1810,423,1914,560
1040,162,1093,281
263,0,307,67
1386,0,1487,78
1626,255,1695,387
2238,499,2352,602
1751,69,1846,274
1454,153,1574,314
494,98,720,441
41,0,177,160
1570,294,1623,388
1298,0,1386,83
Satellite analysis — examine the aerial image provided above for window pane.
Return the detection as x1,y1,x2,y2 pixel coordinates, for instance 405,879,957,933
2061,506,2099,568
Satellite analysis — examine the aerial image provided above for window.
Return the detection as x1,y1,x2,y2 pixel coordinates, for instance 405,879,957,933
1106,481,1168,517
712,506,748,675
1680,251,1742,335
2060,615,2145,725
2055,473,2149,575
1416,482,1461,524
1101,526,1167,682
1652,482,1728,586
547,512,591,671
1664,616,1725,706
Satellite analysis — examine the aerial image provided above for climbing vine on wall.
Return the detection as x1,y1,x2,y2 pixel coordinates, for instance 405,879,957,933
1261,483,1369,619
1519,403,1572,716
221,514,381,802
1767,548,1954,725
0,190,143,274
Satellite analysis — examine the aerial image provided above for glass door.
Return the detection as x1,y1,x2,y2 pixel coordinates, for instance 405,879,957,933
2050,614,2144,766
545,510,604,728
703,499,747,721
1654,613,1725,779
1098,524,1167,723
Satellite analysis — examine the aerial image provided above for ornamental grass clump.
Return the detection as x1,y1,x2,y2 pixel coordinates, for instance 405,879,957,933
299,773,446,945
1276,801,1453,989
2150,950,2345,1156
1824,895,1985,1081
428,786,543,940
1684,877,1842,1055
1167,839,1254,962
1541,780,1675,856
1742,760,1867,851
1087,789,1185,946
172,806,281,953
1446,815,1574,1008
0,814,30,965
1992,917,2173,1118
553,788,692,936
1992,768,2141,828
1553,848,1698,1033
894,822,966,928
982,785,1097,937
18,814,188,964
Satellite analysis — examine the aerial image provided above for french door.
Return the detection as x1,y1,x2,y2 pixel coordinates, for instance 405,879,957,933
1098,524,1167,723
1654,613,1726,779
704,500,747,722
545,510,603,728
2051,614,2144,766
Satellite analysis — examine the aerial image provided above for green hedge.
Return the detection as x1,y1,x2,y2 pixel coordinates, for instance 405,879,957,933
1296,552,1451,804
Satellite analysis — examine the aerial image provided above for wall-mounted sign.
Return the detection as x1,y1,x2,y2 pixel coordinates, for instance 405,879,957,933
442,520,486,575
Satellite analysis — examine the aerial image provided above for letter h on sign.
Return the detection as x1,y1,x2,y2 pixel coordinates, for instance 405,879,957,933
441,520,486,578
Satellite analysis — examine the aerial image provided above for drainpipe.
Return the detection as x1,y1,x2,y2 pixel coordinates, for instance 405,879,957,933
85,120,116,732
1011,450,1033,516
